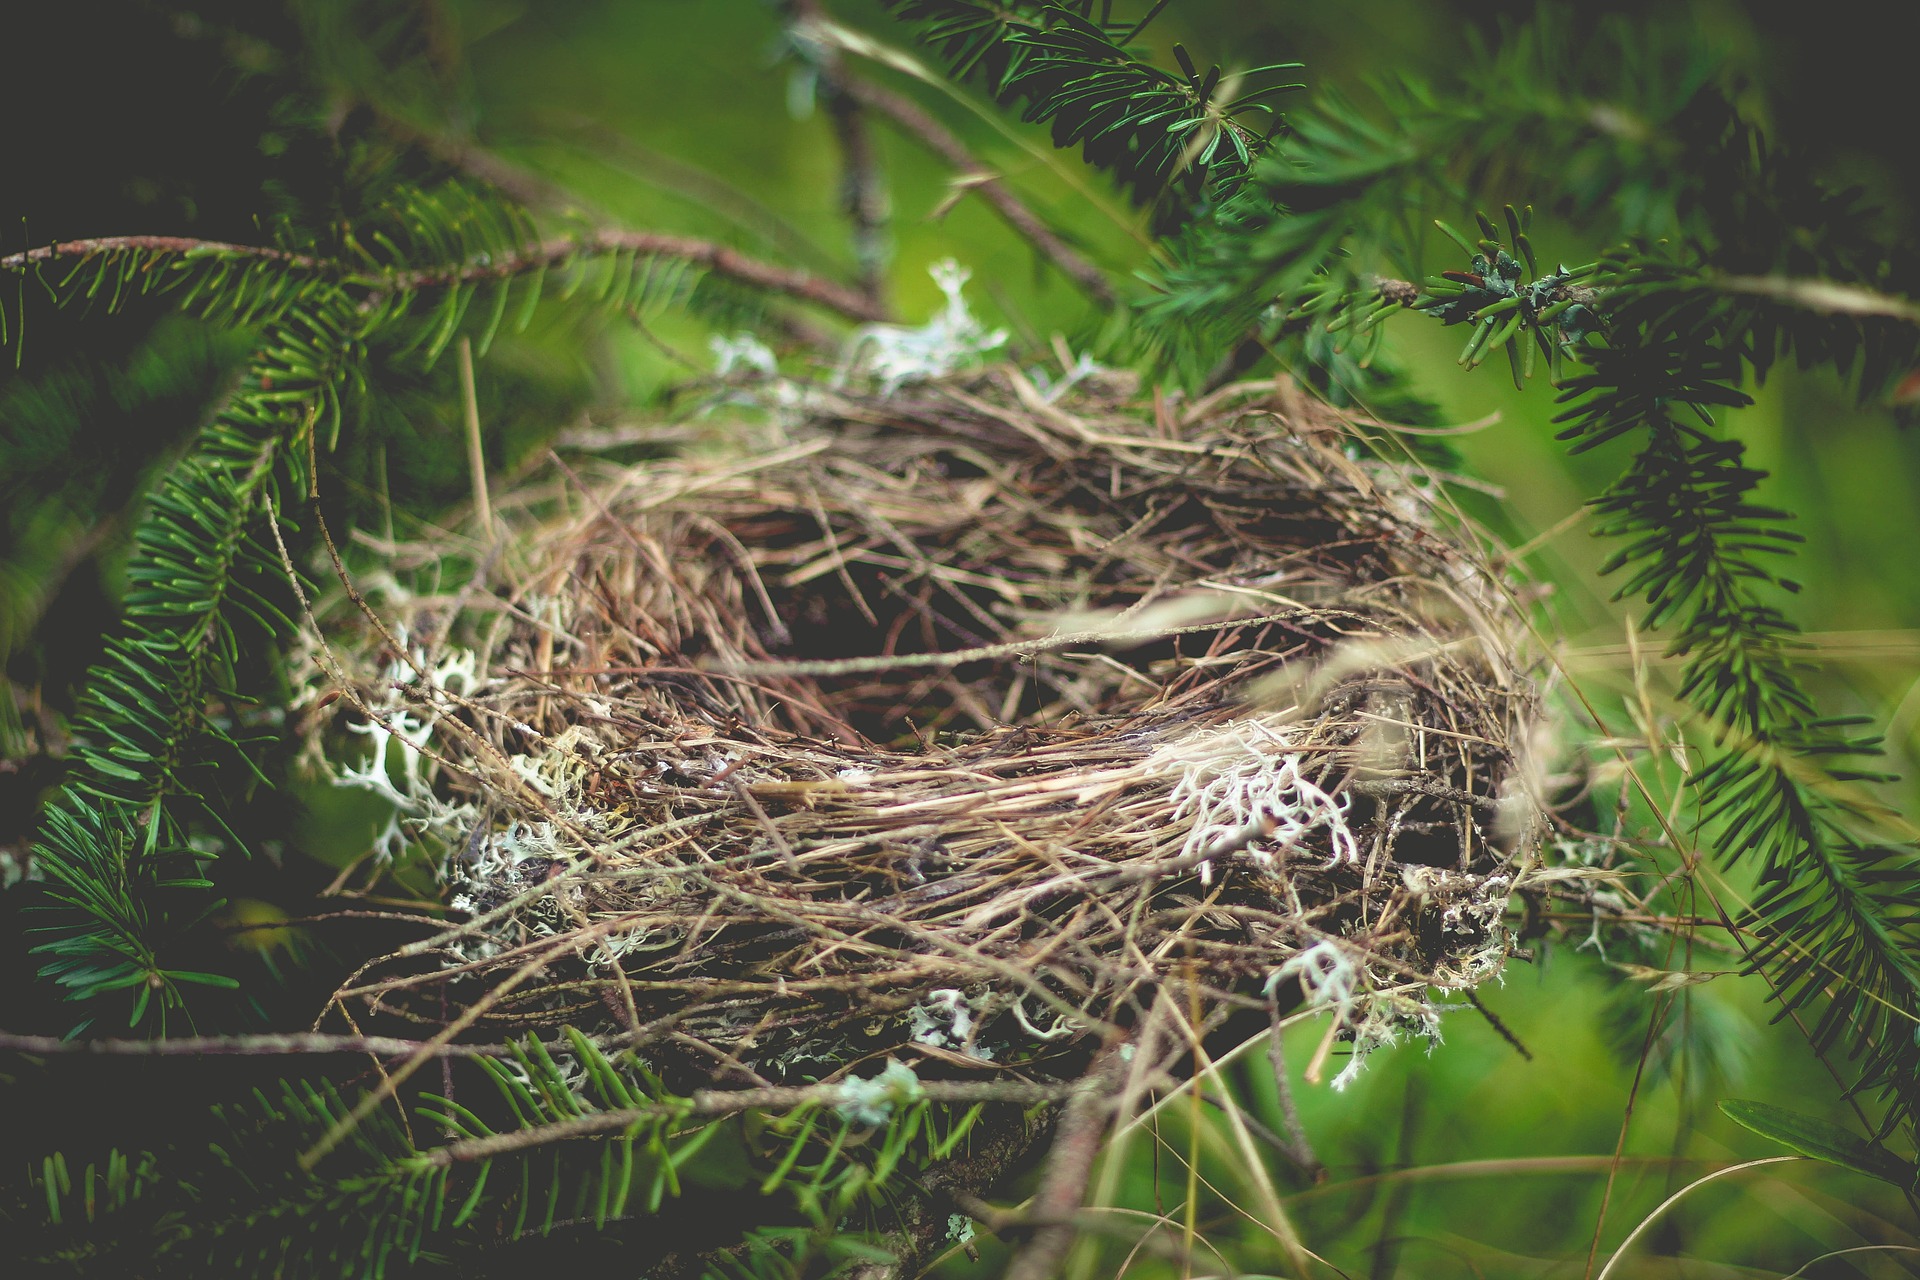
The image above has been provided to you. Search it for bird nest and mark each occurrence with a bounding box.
[305,366,1545,1092]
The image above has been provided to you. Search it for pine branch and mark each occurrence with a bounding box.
[30,290,365,1026]
[5,1032,1034,1279]
[4,228,890,327]
[0,236,330,274]
[1412,222,1920,1138]
[382,229,889,321]
[877,0,1299,231]
[1559,339,1920,1132]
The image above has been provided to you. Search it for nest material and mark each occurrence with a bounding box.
[317,368,1543,1088]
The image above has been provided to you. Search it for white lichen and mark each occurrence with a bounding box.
[330,632,480,864]
[1153,715,1358,882]
[907,988,993,1059]
[839,260,1006,393]
[834,1059,924,1127]
[710,332,779,378]
[0,845,37,890]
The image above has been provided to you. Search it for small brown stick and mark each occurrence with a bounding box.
[1265,1021,1325,1182]
[731,777,801,871]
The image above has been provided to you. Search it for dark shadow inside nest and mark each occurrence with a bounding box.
[669,500,1502,882]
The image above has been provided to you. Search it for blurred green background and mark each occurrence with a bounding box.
[5,0,1920,1274]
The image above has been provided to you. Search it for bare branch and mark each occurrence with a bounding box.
[790,0,892,309]
[0,1031,520,1058]
[1002,1045,1129,1280]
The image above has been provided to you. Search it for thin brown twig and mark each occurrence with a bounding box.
[0,235,325,273]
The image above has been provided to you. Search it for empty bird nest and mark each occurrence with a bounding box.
[301,363,1549,1093]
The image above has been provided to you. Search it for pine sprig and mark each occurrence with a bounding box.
[29,289,365,1028]
[878,1,1298,230]
[1553,292,1920,1132]
[3,1031,1009,1278]
[1135,11,1920,387]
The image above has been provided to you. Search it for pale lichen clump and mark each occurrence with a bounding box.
[326,630,480,865]
[1153,714,1359,882]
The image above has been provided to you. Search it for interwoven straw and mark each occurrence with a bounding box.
[308,367,1544,1091]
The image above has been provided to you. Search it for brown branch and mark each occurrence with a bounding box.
[837,74,1117,307]
[0,1031,521,1058]
[389,229,890,321]
[0,235,327,274]
[791,0,891,309]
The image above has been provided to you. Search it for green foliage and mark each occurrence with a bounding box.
[8,1075,442,1277]
[1721,1098,1918,1187]
[29,289,364,1029]
[1434,221,1920,1137]
[13,0,1920,1270]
